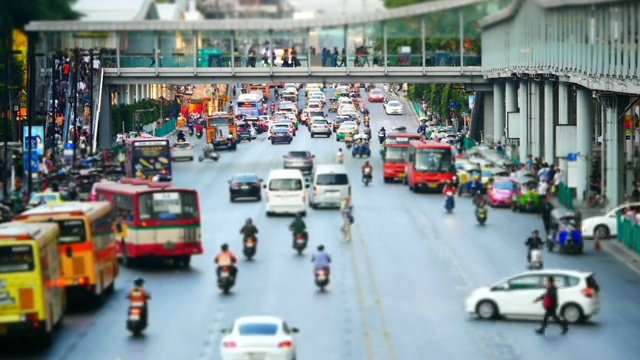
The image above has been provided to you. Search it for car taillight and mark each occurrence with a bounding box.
[302,192,307,201]
[253,182,260,186]
[231,182,241,189]
[266,192,270,202]
[161,169,168,174]
[25,312,39,323]
[582,287,595,298]
[313,186,317,196]
[278,341,293,349]
[223,341,237,348]
[189,146,193,150]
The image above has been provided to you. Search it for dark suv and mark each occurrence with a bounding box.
[283,151,315,174]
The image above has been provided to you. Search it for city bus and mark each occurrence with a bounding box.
[236,93,265,117]
[94,179,202,267]
[16,202,118,302]
[382,133,422,182]
[124,135,172,181]
[0,222,64,345]
[206,112,238,150]
[406,140,456,192]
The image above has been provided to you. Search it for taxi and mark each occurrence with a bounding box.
[336,121,358,141]
[29,192,64,207]
[338,105,357,116]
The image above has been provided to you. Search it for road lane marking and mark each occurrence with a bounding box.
[347,231,375,360]
[353,223,397,360]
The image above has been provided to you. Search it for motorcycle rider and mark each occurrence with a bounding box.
[187,121,194,134]
[127,278,150,323]
[362,160,373,182]
[214,244,238,279]
[240,218,259,243]
[474,192,488,217]
[289,212,307,247]
[525,230,545,263]
[177,130,186,142]
[195,122,204,136]
[363,126,372,140]
[337,148,344,163]
[311,245,331,275]
[378,127,386,143]
[442,180,456,195]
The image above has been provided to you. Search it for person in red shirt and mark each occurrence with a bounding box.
[215,244,238,279]
[442,180,456,195]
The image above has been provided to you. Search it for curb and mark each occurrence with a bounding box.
[600,240,640,276]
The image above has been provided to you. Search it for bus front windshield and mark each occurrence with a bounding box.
[414,149,454,172]
[384,147,408,163]
[0,244,35,273]
[139,192,199,221]
[57,219,88,244]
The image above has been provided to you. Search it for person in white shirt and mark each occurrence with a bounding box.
[538,180,549,197]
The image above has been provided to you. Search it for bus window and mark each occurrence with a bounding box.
[56,219,88,244]
[0,244,35,273]
[138,192,199,220]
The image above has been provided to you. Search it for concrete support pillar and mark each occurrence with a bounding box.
[135,84,141,102]
[530,82,541,159]
[126,85,132,104]
[558,83,570,182]
[505,80,518,113]
[493,82,505,144]
[576,87,593,201]
[604,96,624,207]
[519,80,529,162]
[544,81,554,164]
[483,91,494,143]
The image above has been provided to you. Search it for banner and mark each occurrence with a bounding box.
[22,125,44,156]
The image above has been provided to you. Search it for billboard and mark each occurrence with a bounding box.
[23,125,44,156]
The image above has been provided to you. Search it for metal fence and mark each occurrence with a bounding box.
[617,214,640,257]
[557,182,574,209]
[154,119,176,138]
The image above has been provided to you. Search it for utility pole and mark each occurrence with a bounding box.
[71,48,80,167]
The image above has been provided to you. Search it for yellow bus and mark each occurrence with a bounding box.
[0,222,64,345]
[16,202,118,303]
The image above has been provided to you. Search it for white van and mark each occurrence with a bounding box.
[264,169,309,216]
[309,164,350,209]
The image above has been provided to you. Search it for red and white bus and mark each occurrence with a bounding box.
[406,140,455,191]
[382,133,422,182]
[93,179,202,267]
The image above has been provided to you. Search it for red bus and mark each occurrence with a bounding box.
[93,179,202,267]
[382,133,422,182]
[406,140,455,191]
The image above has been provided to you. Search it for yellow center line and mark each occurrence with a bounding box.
[347,232,374,360]
[355,223,397,360]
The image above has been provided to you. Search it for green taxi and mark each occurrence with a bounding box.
[336,123,358,141]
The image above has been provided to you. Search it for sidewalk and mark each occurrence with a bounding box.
[549,196,640,275]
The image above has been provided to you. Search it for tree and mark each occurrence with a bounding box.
[1,0,79,140]
[384,0,479,120]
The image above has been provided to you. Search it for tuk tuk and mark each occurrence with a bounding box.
[484,167,510,186]
[458,163,483,196]
[352,134,371,158]
[329,99,339,112]
[548,209,583,254]
[511,177,540,212]
[335,91,349,99]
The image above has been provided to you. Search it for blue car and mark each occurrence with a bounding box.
[271,128,292,144]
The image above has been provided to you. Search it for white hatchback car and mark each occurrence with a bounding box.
[581,203,640,238]
[465,269,601,324]
[384,100,404,115]
[220,316,299,360]
[171,142,194,161]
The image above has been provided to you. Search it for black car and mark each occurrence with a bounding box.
[229,173,263,202]
[236,121,253,141]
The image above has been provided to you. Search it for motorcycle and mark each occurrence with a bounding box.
[528,249,544,270]
[126,296,150,336]
[198,146,220,162]
[243,237,257,260]
[293,232,308,255]
[444,190,455,213]
[314,268,330,291]
[476,206,488,225]
[362,168,372,186]
[217,266,236,294]
[188,128,194,137]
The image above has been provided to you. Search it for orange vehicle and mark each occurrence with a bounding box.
[382,133,422,182]
[248,84,268,98]
[206,112,238,150]
[406,140,456,192]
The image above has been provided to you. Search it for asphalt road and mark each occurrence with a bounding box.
[4,87,640,360]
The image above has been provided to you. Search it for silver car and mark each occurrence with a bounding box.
[171,142,194,161]
[310,118,332,137]
[283,150,315,174]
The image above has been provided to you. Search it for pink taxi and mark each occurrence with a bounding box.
[488,177,516,207]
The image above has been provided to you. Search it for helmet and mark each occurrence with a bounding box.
[245,218,253,225]
[133,278,144,287]
[532,230,539,235]
[221,243,229,251]
[338,148,342,152]
[364,160,370,166]
[317,245,325,251]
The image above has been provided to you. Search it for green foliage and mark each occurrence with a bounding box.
[406,83,469,120]
[384,0,431,8]
[111,99,167,134]
[0,0,80,33]
[0,55,26,141]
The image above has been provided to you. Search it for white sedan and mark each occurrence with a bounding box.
[581,204,640,238]
[465,269,601,324]
[384,100,404,115]
[171,142,194,161]
[220,316,299,360]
